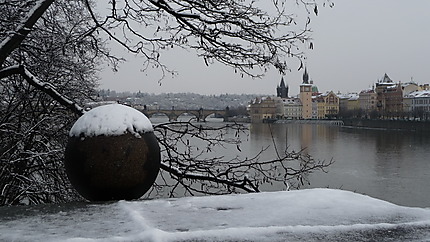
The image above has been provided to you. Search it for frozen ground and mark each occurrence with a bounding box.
[1,188,430,241]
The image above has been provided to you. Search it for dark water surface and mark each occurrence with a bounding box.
[247,123,430,208]
[151,117,430,207]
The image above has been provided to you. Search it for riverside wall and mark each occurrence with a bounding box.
[275,119,344,125]
[342,119,430,132]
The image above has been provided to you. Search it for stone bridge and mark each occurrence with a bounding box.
[140,108,229,122]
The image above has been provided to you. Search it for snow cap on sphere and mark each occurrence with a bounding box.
[69,104,153,137]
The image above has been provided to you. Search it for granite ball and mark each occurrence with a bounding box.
[64,104,160,201]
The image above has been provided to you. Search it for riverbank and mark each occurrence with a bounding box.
[342,119,430,132]
[274,119,430,132]
[275,119,344,125]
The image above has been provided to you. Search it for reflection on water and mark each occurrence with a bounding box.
[249,123,430,207]
[149,118,430,207]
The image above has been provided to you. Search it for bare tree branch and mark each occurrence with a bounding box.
[0,0,54,66]
[148,121,334,198]
[0,65,85,116]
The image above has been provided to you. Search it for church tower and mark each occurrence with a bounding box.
[299,68,313,119]
[276,76,289,98]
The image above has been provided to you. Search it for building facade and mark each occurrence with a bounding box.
[359,89,377,113]
[248,96,279,123]
[248,72,430,122]
[299,68,313,119]
[314,91,340,119]
[281,98,302,119]
[404,90,430,119]
[374,73,404,114]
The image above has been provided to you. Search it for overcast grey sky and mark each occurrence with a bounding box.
[99,1,430,96]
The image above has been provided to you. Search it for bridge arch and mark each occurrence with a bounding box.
[202,112,226,122]
[141,108,228,122]
[177,112,200,122]
[143,111,176,121]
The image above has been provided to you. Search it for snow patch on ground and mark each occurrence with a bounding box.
[69,104,153,137]
[1,189,430,241]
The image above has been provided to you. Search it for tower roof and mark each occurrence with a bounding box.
[277,76,289,98]
[280,77,286,88]
[302,68,309,84]
[381,73,393,83]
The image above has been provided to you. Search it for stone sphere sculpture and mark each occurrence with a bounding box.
[65,104,160,201]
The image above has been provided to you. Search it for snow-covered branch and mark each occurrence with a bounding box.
[0,65,85,116]
[0,0,54,66]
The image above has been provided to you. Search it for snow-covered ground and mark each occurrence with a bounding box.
[1,189,430,241]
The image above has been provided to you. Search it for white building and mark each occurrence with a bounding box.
[281,97,302,119]
[404,90,430,116]
[359,89,377,112]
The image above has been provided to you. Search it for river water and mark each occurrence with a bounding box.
[152,116,430,208]
[247,122,430,208]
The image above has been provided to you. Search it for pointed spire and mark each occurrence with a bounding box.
[302,67,309,84]
[277,75,288,98]
[382,73,393,83]
[280,76,286,88]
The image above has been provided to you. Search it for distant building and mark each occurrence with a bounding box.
[249,72,430,122]
[347,94,360,110]
[402,82,421,96]
[311,81,320,96]
[385,83,404,114]
[339,93,356,112]
[248,96,279,123]
[299,68,313,119]
[312,99,318,119]
[276,77,289,98]
[281,98,302,119]
[314,91,340,119]
[374,73,402,114]
[404,90,430,119]
[359,88,377,113]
